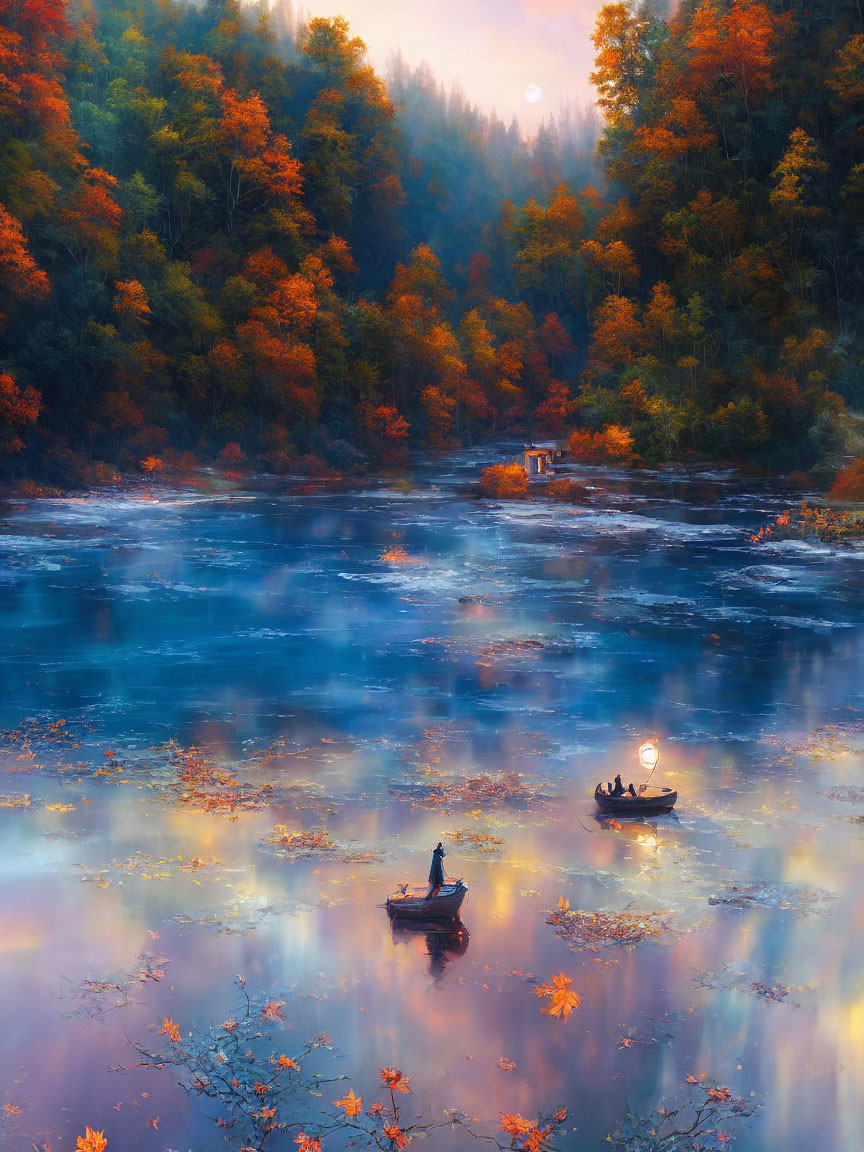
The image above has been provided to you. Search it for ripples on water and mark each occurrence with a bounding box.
[1,451,863,1151]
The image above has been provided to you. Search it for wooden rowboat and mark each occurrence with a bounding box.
[385,880,467,921]
[594,783,677,815]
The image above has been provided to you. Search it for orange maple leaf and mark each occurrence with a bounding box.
[500,1114,534,1138]
[685,1074,699,1084]
[157,1017,181,1042]
[380,1068,412,1094]
[708,1086,732,1103]
[333,1089,363,1117]
[553,1107,567,1123]
[273,1054,298,1070]
[534,972,582,1019]
[498,1057,517,1071]
[382,1122,411,1149]
[294,1134,322,1152]
[145,1117,159,1130]
[2,1104,22,1117]
[261,1000,285,1022]
[75,1129,107,1152]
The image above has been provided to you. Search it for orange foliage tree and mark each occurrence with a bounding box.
[829,459,864,502]
[478,462,529,499]
[568,424,635,464]
[0,370,40,457]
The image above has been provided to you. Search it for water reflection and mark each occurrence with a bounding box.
[0,460,863,1152]
[390,918,470,983]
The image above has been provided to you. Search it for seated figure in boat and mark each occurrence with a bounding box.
[610,774,626,797]
[427,841,446,897]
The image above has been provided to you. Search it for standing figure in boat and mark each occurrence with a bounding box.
[428,841,446,896]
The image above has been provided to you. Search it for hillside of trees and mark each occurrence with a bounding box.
[1,0,863,486]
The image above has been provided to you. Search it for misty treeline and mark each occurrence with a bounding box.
[0,0,862,485]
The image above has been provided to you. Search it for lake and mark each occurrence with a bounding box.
[1,449,863,1152]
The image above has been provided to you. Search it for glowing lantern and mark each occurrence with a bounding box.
[638,740,659,771]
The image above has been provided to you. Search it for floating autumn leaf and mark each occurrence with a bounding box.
[685,1074,700,1084]
[382,1122,411,1149]
[534,972,582,1019]
[273,1054,298,1070]
[333,1089,362,1116]
[294,1134,322,1152]
[222,1019,239,1032]
[708,1086,732,1103]
[253,1082,271,1096]
[261,1000,285,1022]
[500,1113,534,1139]
[553,1107,567,1123]
[75,1129,107,1152]
[498,1057,517,1071]
[157,1017,181,1042]
[145,1117,159,1129]
[380,1068,412,1094]
[2,1104,22,1116]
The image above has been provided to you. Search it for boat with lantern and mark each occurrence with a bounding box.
[594,740,678,815]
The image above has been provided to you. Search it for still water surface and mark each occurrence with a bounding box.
[1,451,863,1151]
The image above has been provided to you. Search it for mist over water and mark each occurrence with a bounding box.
[1,451,863,1151]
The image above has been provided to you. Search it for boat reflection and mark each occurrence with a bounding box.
[390,917,470,982]
[594,813,668,851]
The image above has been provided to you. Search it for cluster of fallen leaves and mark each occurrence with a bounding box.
[447,828,506,855]
[79,851,225,889]
[0,716,89,750]
[0,793,31,808]
[768,722,864,766]
[110,740,332,820]
[260,827,337,860]
[821,784,864,803]
[404,771,550,812]
[545,899,670,952]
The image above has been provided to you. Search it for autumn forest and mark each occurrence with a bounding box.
[2,0,864,484]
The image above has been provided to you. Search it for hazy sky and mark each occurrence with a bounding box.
[301,0,605,131]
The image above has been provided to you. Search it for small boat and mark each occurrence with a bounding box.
[594,783,677,815]
[385,879,467,921]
